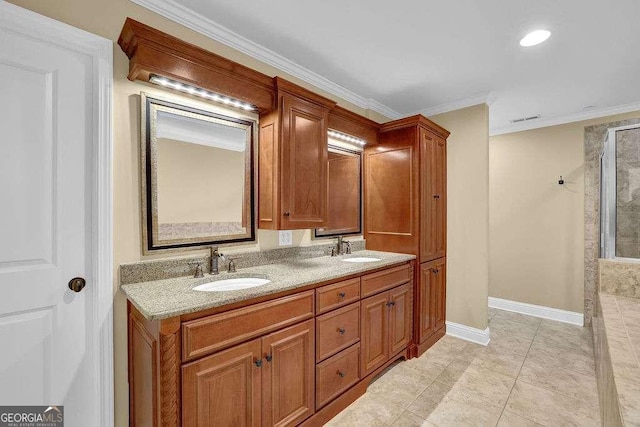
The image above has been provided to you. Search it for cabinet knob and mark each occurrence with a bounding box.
[431,268,439,274]
[386,301,396,307]
[433,194,440,199]
[337,327,346,335]
[337,370,346,378]
[265,354,272,362]
[284,211,290,216]
[338,292,346,299]
[254,359,263,368]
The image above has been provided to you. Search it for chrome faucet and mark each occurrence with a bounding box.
[210,246,225,275]
[344,241,352,255]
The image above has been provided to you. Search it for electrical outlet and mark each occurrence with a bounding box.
[278,230,293,246]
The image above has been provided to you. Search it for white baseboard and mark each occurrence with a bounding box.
[446,321,491,346]
[488,297,584,326]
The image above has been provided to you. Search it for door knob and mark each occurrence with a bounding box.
[68,277,86,293]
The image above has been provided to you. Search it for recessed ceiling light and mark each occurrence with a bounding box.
[520,30,551,47]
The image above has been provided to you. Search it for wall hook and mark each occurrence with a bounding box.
[558,176,564,185]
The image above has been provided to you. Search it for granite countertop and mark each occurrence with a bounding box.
[598,292,640,424]
[121,250,415,320]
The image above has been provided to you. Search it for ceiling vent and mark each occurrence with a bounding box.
[510,115,541,124]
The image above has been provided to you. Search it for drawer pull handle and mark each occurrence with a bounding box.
[338,292,346,298]
[254,359,263,368]
[386,301,396,307]
[265,354,273,362]
[337,327,346,335]
[337,370,346,378]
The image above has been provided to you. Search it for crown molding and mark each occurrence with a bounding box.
[366,98,402,120]
[490,100,640,136]
[129,0,402,120]
[416,92,492,118]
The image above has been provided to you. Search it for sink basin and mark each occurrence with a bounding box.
[341,257,382,263]
[193,277,271,292]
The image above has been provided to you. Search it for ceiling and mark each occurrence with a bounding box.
[138,0,640,134]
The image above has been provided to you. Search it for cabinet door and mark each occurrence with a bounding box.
[418,262,436,343]
[262,319,315,427]
[360,292,389,377]
[433,258,447,331]
[182,338,262,427]
[280,94,328,229]
[420,130,447,262]
[389,283,412,355]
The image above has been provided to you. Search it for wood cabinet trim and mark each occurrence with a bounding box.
[328,106,379,144]
[275,77,337,110]
[379,114,450,139]
[118,18,276,112]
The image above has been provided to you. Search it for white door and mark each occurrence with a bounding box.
[0,3,112,426]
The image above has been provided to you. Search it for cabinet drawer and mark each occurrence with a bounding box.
[316,278,360,314]
[182,290,314,361]
[361,263,411,297]
[316,302,360,362]
[316,343,360,409]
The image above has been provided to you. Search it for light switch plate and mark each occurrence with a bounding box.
[278,230,293,246]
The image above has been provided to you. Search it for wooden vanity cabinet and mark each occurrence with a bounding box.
[182,320,314,427]
[128,262,415,427]
[364,115,450,357]
[259,78,337,230]
[360,282,412,377]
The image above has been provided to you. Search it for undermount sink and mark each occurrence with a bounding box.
[341,257,382,263]
[193,277,271,292]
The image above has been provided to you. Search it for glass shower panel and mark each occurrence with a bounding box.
[615,128,640,258]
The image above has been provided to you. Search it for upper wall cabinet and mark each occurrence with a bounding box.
[259,78,336,230]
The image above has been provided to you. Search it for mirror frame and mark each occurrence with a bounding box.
[314,144,363,239]
[140,92,257,253]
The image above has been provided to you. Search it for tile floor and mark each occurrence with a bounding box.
[326,308,600,426]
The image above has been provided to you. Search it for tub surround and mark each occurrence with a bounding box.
[594,293,640,425]
[594,259,640,425]
[121,248,413,320]
[599,259,640,299]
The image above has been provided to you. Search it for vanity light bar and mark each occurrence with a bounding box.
[327,130,367,146]
[149,75,257,111]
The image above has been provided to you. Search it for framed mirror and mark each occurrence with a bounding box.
[141,93,256,252]
[314,145,362,238]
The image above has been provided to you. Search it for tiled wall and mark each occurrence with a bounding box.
[616,127,640,258]
[584,118,640,325]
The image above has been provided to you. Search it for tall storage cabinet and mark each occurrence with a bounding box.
[364,115,449,356]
